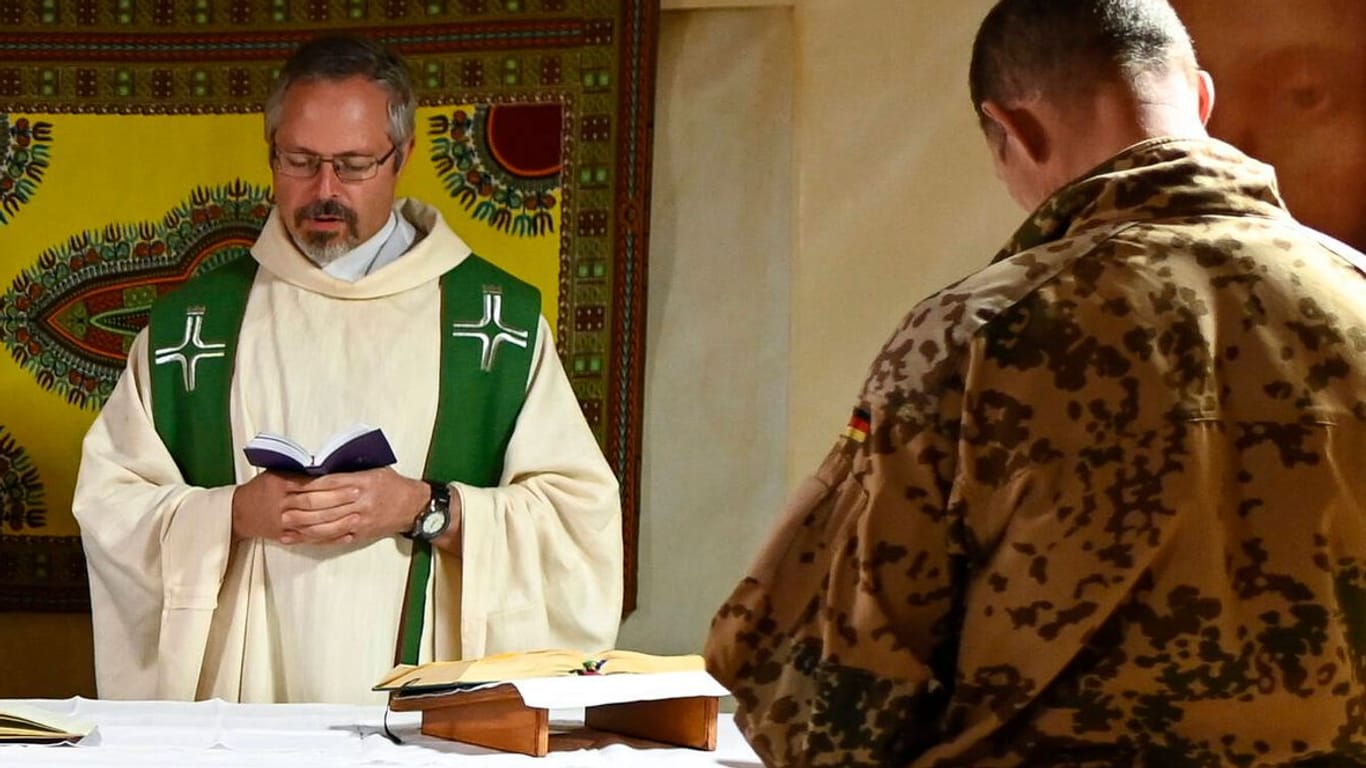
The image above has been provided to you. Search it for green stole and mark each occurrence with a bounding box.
[147,252,540,666]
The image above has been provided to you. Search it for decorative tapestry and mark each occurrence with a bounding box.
[0,0,657,613]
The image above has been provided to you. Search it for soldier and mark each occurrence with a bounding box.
[705,0,1366,765]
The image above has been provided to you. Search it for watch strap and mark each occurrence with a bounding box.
[403,480,451,541]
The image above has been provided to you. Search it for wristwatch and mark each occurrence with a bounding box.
[404,481,451,542]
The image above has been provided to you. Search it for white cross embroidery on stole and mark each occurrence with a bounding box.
[152,307,227,392]
[450,286,530,372]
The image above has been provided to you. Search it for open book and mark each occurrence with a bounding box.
[243,423,396,476]
[0,703,94,743]
[378,649,727,756]
[374,649,706,697]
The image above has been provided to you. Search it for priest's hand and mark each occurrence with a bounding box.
[276,467,434,546]
[230,470,321,542]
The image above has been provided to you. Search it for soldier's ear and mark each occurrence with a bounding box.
[1196,69,1215,126]
[981,100,1049,166]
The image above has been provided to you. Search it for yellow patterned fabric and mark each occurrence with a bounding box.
[0,3,657,611]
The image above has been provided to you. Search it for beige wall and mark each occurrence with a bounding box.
[618,5,796,654]
[788,0,1015,479]
[621,0,1016,652]
[2,1,1018,694]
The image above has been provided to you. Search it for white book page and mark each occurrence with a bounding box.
[314,423,378,461]
[243,433,312,465]
[510,671,729,709]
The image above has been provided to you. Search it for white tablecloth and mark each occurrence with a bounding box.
[0,697,763,767]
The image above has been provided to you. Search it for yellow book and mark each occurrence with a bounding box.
[374,648,705,696]
[0,703,93,743]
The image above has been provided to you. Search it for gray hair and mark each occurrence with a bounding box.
[969,0,1196,137]
[263,35,416,166]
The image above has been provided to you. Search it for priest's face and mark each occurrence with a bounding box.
[270,75,412,265]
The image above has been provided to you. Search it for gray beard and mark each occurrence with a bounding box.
[295,232,356,267]
[291,198,361,266]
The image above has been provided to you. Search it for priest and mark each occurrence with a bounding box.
[73,34,623,704]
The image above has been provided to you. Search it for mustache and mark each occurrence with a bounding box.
[294,199,358,228]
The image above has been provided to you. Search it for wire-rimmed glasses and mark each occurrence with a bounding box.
[271,144,398,182]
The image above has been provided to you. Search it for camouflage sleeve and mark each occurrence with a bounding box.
[704,319,967,767]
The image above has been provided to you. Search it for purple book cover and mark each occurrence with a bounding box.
[243,426,397,476]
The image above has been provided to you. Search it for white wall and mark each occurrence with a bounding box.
[621,0,1019,653]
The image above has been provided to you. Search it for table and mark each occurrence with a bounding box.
[0,697,763,767]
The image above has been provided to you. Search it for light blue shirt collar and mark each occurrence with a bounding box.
[320,211,418,282]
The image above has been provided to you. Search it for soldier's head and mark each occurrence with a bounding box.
[969,0,1213,210]
[263,35,417,266]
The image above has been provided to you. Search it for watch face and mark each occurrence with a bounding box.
[420,509,449,538]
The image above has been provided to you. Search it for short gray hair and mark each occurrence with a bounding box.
[263,35,416,164]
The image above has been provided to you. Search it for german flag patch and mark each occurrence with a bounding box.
[843,407,871,443]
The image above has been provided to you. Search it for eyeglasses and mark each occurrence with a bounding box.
[271,144,398,182]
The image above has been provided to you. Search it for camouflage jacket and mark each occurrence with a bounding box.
[705,138,1366,767]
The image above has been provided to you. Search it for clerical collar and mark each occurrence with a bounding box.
[309,211,418,283]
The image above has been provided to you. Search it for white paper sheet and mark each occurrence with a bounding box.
[510,671,730,709]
